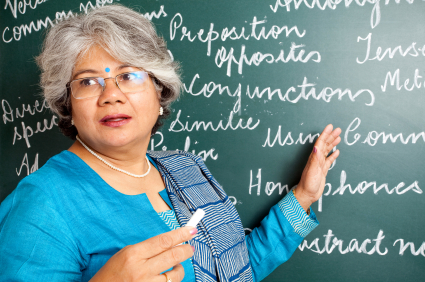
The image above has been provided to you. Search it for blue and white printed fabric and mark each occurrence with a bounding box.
[149,150,253,282]
[278,191,318,237]
[158,210,181,231]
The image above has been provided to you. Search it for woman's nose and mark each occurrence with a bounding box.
[97,77,128,106]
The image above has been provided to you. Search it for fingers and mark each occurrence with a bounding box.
[148,244,194,275]
[330,136,341,149]
[324,149,340,171]
[325,128,342,151]
[315,124,342,155]
[308,125,341,173]
[132,227,197,259]
[92,228,195,281]
[314,124,333,154]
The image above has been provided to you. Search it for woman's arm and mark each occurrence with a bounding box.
[245,191,319,281]
[0,183,83,281]
[245,124,341,281]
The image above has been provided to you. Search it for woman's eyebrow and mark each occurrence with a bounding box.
[117,64,137,70]
[72,69,99,80]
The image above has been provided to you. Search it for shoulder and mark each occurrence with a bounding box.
[22,150,79,182]
[1,151,84,214]
[0,152,84,280]
[14,151,80,194]
[0,151,76,231]
[0,150,98,247]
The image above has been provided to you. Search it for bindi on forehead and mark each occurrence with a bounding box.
[105,67,111,73]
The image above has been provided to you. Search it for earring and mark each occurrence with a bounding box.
[71,119,74,125]
[159,107,163,116]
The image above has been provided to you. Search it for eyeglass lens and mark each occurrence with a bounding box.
[70,71,149,99]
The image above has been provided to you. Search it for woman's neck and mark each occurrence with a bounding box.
[68,138,150,177]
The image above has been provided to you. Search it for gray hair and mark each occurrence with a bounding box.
[36,4,181,139]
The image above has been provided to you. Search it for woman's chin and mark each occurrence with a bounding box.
[101,134,149,150]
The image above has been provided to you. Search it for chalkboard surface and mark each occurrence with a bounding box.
[1,0,425,281]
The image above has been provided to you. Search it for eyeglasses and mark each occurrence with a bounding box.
[66,70,152,99]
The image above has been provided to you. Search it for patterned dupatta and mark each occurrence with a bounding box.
[148,151,254,282]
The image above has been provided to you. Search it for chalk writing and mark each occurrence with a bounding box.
[393,239,425,256]
[150,132,218,162]
[2,1,166,43]
[4,0,48,19]
[299,229,388,255]
[2,0,80,43]
[184,74,376,113]
[246,77,374,105]
[3,15,56,43]
[301,230,425,256]
[16,152,38,176]
[345,117,425,146]
[184,74,242,113]
[80,0,167,19]
[183,136,218,161]
[169,109,260,132]
[142,5,167,20]
[249,168,261,195]
[269,0,416,29]
[263,126,320,147]
[170,13,306,56]
[325,170,422,195]
[248,168,421,213]
[79,0,118,14]
[12,115,58,148]
[381,68,424,92]
[249,168,294,196]
[215,43,320,76]
[150,131,165,151]
[356,33,424,64]
[228,196,243,206]
[2,99,49,124]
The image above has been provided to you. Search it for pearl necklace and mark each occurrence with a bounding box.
[76,135,151,178]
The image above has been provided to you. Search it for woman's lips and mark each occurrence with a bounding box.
[100,114,132,127]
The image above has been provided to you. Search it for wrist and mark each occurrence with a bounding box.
[292,187,312,214]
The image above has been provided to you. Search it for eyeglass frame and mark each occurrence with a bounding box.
[65,69,156,100]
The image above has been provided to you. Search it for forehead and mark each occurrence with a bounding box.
[71,46,140,80]
[73,46,122,72]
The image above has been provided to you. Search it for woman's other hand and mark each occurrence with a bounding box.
[90,226,197,282]
[294,124,342,212]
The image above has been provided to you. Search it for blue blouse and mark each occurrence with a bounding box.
[0,151,318,281]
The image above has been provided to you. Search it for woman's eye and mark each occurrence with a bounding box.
[80,78,97,87]
[121,73,136,81]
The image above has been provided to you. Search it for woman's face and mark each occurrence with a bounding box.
[70,46,160,152]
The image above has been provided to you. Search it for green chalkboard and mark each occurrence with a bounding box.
[1,0,425,281]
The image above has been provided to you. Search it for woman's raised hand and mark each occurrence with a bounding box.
[90,226,197,282]
[294,124,342,212]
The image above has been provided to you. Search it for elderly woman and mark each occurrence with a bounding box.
[0,4,341,282]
